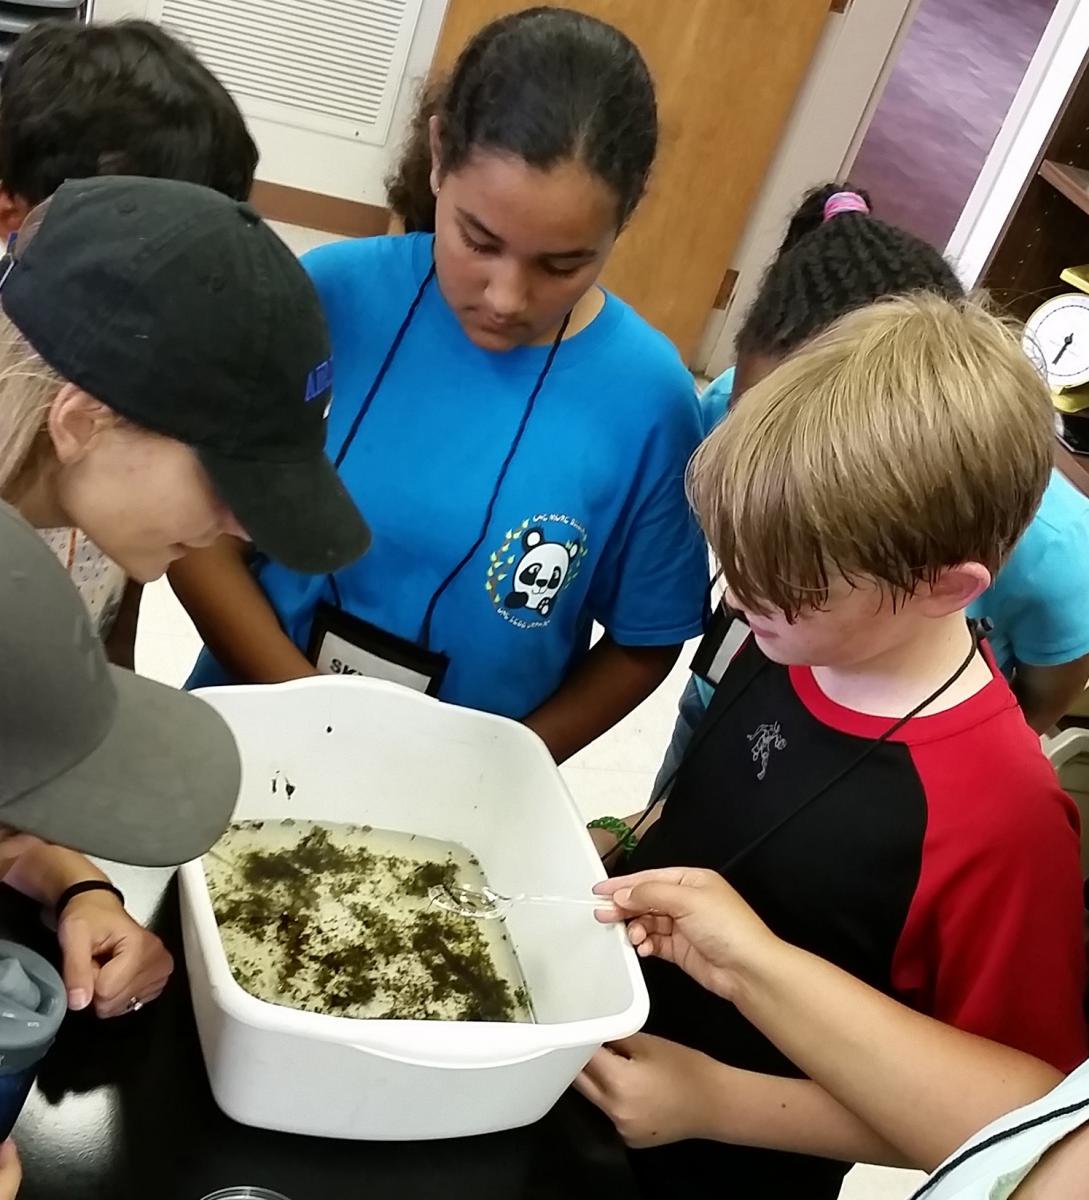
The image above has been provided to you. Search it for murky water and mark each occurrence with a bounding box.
[205,819,533,1023]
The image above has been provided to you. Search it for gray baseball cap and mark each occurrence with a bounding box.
[0,502,241,866]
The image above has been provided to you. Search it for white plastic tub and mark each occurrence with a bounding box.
[179,676,648,1141]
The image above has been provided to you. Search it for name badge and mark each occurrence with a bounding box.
[307,602,448,697]
[690,606,749,687]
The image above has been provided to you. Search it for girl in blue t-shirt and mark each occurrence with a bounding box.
[173,8,708,761]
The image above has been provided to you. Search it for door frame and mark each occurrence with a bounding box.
[700,0,921,377]
[945,0,1089,286]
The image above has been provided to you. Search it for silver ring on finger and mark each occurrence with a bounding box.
[126,996,144,1014]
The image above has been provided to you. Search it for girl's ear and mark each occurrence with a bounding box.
[47,385,115,465]
[428,115,444,197]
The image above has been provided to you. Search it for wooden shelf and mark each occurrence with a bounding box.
[1039,160,1089,218]
[984,56,1089,320]
[1057,439,1089,498]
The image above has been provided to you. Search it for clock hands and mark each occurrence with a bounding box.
[1053,332,1075,366]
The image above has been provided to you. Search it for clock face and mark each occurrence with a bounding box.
[1023,294,1089,389]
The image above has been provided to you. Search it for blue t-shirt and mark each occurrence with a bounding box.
[968,469,1089,675]
[189,234,708,718]
[699,365,734,436]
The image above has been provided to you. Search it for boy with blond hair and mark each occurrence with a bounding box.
[578,294,1088,1197]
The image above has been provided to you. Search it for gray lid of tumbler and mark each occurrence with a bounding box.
[0,941,66,1072]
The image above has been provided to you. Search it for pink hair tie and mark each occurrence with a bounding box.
[823,191,870,222]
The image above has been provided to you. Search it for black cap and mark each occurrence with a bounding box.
[1,176,369,574]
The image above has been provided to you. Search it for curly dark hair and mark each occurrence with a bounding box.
[0,19,258,205]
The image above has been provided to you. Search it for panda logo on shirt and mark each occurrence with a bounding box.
[504,528,580,619]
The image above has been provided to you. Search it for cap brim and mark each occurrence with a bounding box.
[0,668,240,867]
[199,447,371,574]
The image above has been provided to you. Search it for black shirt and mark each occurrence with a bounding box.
[625,636,1086,1197]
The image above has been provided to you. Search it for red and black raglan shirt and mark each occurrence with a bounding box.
[626,636,1087,1198]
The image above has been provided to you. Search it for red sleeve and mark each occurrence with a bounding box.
[892,717,1088,1072]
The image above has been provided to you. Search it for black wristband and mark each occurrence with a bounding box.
[55,880,125,921]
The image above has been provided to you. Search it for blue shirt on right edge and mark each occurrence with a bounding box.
[969,468,1089,677]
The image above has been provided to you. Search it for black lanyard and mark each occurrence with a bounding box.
[331,261,438,475]
[326,251,571,650]
[609,619,989,873]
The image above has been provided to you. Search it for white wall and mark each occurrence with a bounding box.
[92,0,450,207]
[235,1,449,206]
[91,0,145,17]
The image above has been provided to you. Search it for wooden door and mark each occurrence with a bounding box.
[431,0,831,361]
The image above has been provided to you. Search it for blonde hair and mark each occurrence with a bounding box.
[689,292,1053,617]
[0,309,64,499]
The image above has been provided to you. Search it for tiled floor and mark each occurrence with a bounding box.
[135,578,925,1198]
[851,0,1057,248]
[266,220,343,256]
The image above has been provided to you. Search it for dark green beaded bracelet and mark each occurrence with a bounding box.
[587,815,638,853]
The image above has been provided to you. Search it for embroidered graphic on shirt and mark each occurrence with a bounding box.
[486,515,589,629]
[747,721,787,781]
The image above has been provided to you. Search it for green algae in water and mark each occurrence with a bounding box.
[205,820,534,1023]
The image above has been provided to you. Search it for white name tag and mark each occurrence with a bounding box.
[706,618,750,686]
[307,601,449,697]
[691,608,750,687]
[313,629,433,693]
